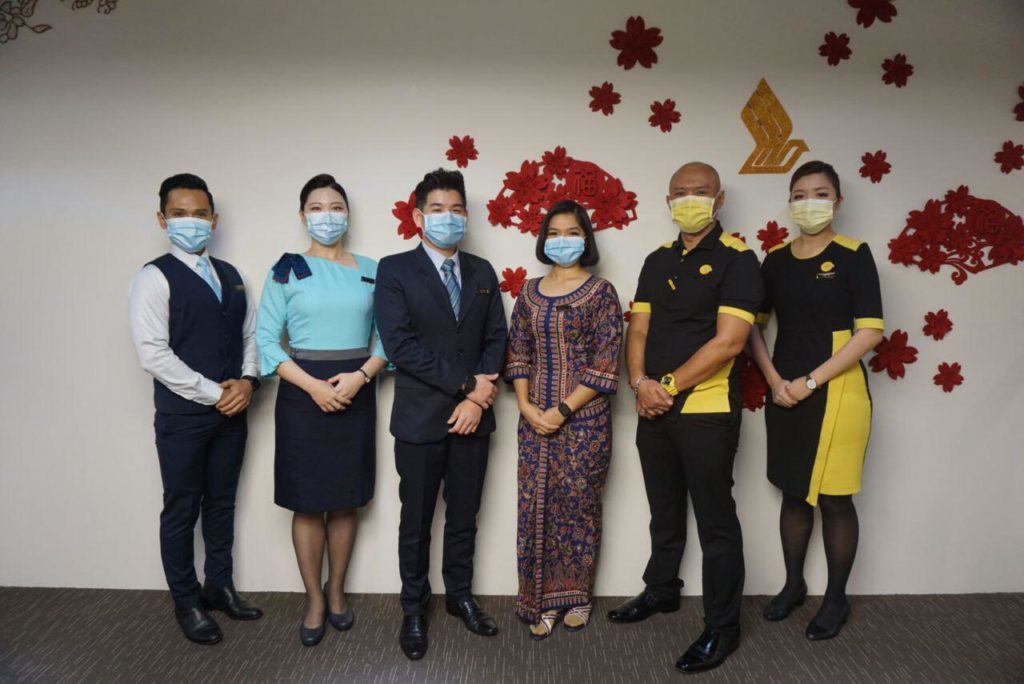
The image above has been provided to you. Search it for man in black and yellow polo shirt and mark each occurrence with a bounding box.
[607,162,763,674]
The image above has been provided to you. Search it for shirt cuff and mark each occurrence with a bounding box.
[503,362,531,383]
[631,301,651,314]
[718,306,755,325]
[198,378,224,405]
[581,368,619,394]
[854,317,885,331]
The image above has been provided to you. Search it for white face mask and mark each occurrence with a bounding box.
[789,199,834,235]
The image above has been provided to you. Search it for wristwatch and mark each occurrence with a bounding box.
[660,373,680,397]
[242,375,261,391]
[460,374,477,397]
[805,376,818,392]
[557,402,573,418]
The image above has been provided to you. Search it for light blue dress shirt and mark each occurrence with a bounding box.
[421,243,461,288]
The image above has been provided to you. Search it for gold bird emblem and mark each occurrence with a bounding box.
[739,79,809,174]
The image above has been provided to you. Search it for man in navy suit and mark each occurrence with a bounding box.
[374,168,508,660]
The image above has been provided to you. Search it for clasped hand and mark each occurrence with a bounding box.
[310,371,365,413]
[635,378,673,420]
[520,403,565,436]
[771,375,814,408]
[216,378,253,417]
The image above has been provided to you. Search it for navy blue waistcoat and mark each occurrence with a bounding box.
[148,254,247,415]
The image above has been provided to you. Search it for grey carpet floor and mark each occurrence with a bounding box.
[0,589,1021,683]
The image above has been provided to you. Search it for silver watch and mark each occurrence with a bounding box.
[805,376,818,391]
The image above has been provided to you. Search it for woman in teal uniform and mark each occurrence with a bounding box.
[256,174,387,646]
[748,161,884,640]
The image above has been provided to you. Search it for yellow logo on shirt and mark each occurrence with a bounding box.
[699,264,713,275]
[820,261,835,273]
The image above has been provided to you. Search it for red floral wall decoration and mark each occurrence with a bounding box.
[933,362,964,393]
[757,221,789,252]
[648,99,681,133]
[609,16,662,70]
[623,301,633,323]
[848,0,897,28]
[445,135,478,169]
[869,329,918,379]
[922,309,953,341]
[739,354,768,412]
[589,82,621,116]
[392,191,420,240]
[819,32,852,66]
[887,185,1024,284]
[994,140,1024,174]
[881,53,914,88]
[499,267,528,298]
[487,146,638,236]
[1015,84,1024,122]
[860,150,892,183]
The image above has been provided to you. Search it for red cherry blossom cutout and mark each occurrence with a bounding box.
[649,99,681,133]
[623,300,633,323]
[922,309,953,340]
[392,191,420,240]
[882,54,913,88]
[888,185,1024,284]
[849,0,897,28]
[445,135,478,169]
[819,32,852,66]
[730,232,748,244]
[1015,84,1024,122]
[933,362,963,393]
[757,221,789,253]
[488,147,639,236]
[994,140,1024,174]
[869,329,918,380]
[499,267,528,298]
[589,82,621,116]
[739,353,768,412]
[609,16,663,71]
[860,150,891,183]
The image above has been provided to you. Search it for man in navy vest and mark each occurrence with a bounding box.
[129,173,263,645]
[375,168,508,660]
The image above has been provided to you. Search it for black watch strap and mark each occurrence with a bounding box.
[242,375,261,391]
[557,402,572,418]
[460,374,477,397]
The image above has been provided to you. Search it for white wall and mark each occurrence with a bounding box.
[2,0,1022,598]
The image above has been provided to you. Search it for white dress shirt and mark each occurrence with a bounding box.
[128,244,258,405]
[421,241,462,288]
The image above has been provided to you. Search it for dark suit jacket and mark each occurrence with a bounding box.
[375,244,508,444]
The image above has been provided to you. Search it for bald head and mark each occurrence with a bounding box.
[668,162,721,196]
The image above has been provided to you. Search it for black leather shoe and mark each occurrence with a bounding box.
[806,602,850,641]
[175,606,223,645]
[675,628,739,674]
[606,590,680,623]
[200,584,263,621]
[445,596,499,636]
[324,584,354,631]
[299,620,326,647]
[399,615,428,660]
[763,581,807,621]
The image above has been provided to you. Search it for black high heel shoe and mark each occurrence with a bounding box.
[805,602,850,641]
[324,584,354,631]
[763,581,808,621]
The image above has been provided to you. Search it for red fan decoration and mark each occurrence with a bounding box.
[648,99,681,133]
[860,150,892,183]
[445,135,478,169]
[739,353,768,412]
[589,82,621,116]
[994,140,1024,174]
[922,309,953,340]
[849,0,897,28]
[933,362,963,393]
[392,191,420,240]
[869,329,918,380]
[819,32,852,66]
[487,146,639,236]
[1015,84,1024,122]
[609,16,663,70]
[887,185,1024,284]
[757,221,789,253]
[499,267,528,298]
[882,54,913,88]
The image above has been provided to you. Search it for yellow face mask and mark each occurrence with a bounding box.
[790,199,834,235]
[670,194,718,234]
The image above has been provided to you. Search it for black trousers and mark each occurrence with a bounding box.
[154,410,247,609]
[636,409,744,633]
[395,434,490,616]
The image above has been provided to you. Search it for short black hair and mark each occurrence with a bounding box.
[535,200,600,267]
[414,168,466,211]
[159,173,214,214]
[789,160,842,198]
[299,173,349,210]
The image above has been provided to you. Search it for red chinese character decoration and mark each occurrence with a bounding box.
[887,185,1024,285]
[499,267,528,299]
[487,146,638,237]
[869,329,918,380]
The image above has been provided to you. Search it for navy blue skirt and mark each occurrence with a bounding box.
[274,357,376,513]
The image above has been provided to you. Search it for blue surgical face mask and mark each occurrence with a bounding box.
[422,212,466,249]
[165,217,213,254]
[544,236,586,267]
[306,211,348,245]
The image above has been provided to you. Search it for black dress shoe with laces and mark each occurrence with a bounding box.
[445,595,498,636]
[675,628,739,674]
[399,615,429,660]
[606,590,680,623]
[763,581,807,621]
[806,602,850,641]
[200,584,263,621]
[175,606,223,645]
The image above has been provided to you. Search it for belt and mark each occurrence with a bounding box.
[291,347,369,361]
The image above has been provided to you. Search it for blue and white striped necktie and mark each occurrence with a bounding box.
[196,255,222,302]
[440,258,460,318]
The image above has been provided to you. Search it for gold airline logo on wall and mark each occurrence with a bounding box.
[817,261,837,279]
[739,79,809,174]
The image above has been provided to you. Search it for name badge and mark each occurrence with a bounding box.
[477,288,492,295]
[234,284,246,291]
[361,276,375,284]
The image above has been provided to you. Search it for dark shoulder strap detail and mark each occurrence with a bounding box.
[271,253,312,284]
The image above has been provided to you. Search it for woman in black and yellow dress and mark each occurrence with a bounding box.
[748,161,884,641]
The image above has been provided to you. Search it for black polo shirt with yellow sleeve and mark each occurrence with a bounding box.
[631,223,763,414]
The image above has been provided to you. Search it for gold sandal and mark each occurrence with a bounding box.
[529,610,562,641]
[563,603,592,632]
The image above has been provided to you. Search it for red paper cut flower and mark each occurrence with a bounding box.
[648,99,681,133]
[757,221,789,253]
[392,191,420,240]
[445,135,478,169]
[487,195,517,228]
[730,232,748,244]
[499,267,528,298]
[542,146,572,179]
[882,54,914,88]
[609,16,663,70]
[922,309,953,340]
[589,82,621,116]
[819,32,852,66]
[849,0,897,28]
[623,300,633,323]
[739,353,768,412]
[933,362,963,393]
[860,150,892,183]
[1015,84,1024,121]
[994,140,1024,174]
[869,329,919,379]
